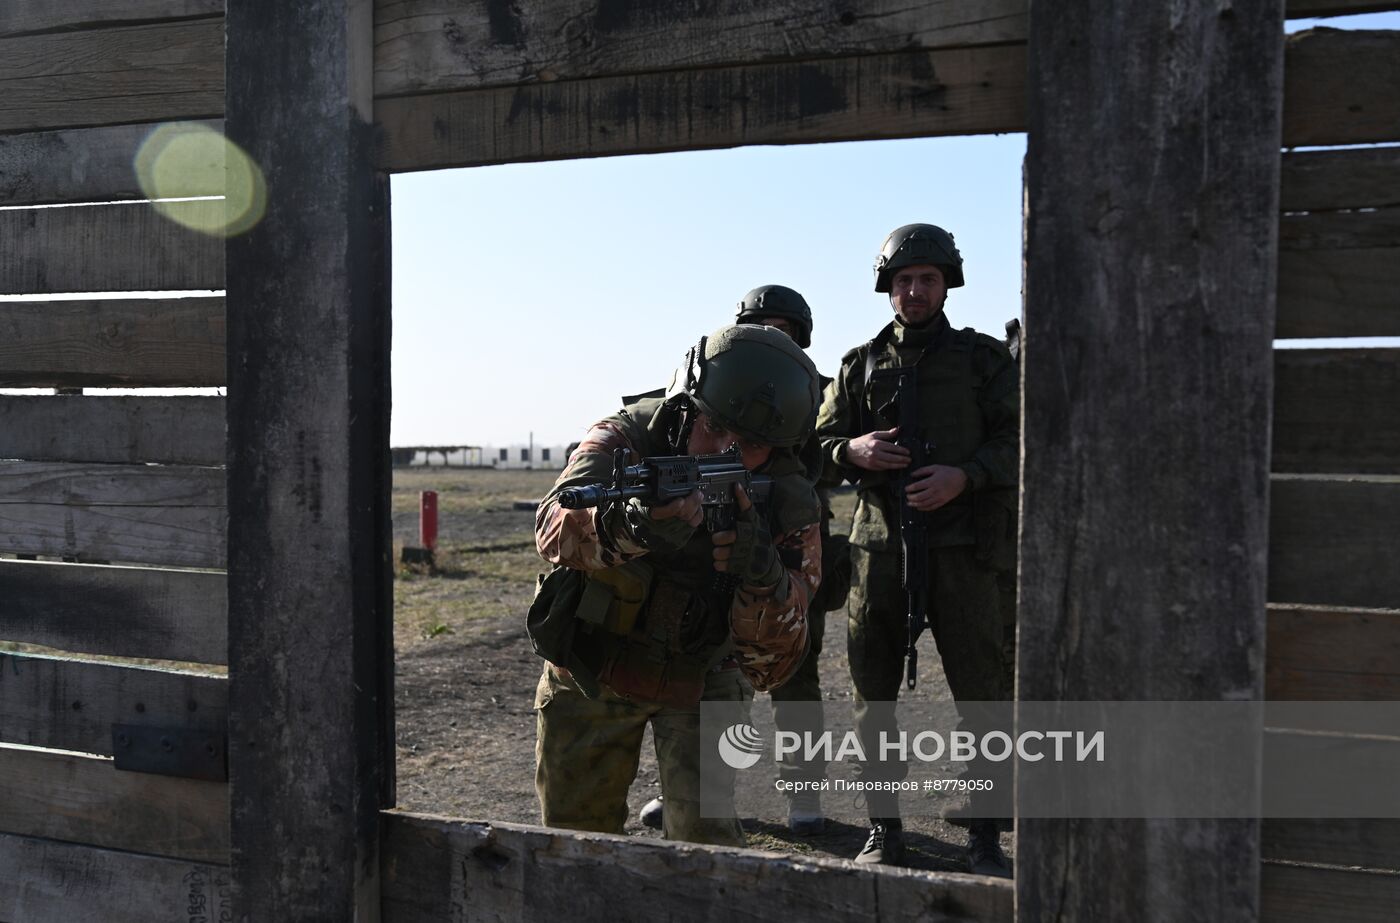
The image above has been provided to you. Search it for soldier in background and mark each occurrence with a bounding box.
[816,224,1018,874]
[639,285,849,836]
[530,324,823,846]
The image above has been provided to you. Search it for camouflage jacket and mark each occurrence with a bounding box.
[536,397,822,692]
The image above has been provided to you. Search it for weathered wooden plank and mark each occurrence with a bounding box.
[1262,862,1400,923]
[381,812,1013,923]
[1020,2,1280,921]
[1263,819,1400,871]
[0,744,228,863]
[0,1,222,38]
[0,462,225,568]
[0,203,224,295]
[0,120,224,207]
[377,44,1028,172]
[0,19,223,134]
[1277,247,1400,339]
[373,0,1029,97]
[0,298,225,387]
[1273,350,1400,474]
[226,0,391,916]
[1284,29,1400,147]
[0,833,229,923]
[1270,476,1400,610]
[0,560,226,664]
[0,652,226,757]
[1286,0,1400,15]
[1280,205,1400,251]
[1267,605,1400,700]
[0,396,224,466]
[1281,148,1400,213]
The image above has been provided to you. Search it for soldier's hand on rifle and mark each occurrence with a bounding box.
[846,428,911,471]
[711,483,785,592]
[623,490,703,551]
[905,465,969,512]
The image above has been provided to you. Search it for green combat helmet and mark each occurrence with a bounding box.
[735,284,813,348]
[666,324,820,448]
[874,223,965,292]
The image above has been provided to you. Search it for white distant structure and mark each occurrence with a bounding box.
[394,442,570,469]
[482,442,570,470]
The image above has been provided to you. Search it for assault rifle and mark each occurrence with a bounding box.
[870,365,933,690]
[557,445,770,533]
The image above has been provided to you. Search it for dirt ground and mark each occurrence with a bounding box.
[391,466,1014,875]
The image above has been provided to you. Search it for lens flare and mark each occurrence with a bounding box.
[135,122,267,237]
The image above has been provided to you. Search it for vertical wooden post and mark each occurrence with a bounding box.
[225,0,392,918]
[1020,2,1282,921]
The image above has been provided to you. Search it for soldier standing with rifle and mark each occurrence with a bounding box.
[530,323,824,846]
[816,224,1018,874]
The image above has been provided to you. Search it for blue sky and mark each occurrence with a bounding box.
[389,11,1399,448]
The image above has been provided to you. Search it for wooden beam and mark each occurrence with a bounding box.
[1262,863,1400,923]
[0,461,225,568]
[226,0,391,916]
[0,203,224,295]
[1285,0,1400,15]
[1277,247,1400,338]
[0,652,226,757]
[0,18,223,134]
[1283,29,1400,147]
[0,744,228,863]
[381,812,1013,923]
[372,0,1029,97]
[1280,148,1400,213]
[0,560,226,664]
[1263,819,1400,871]
[0,833,229,923]
[1273,350,1400,475]
[0,120,225,207]
[1267,604,1400,700]
[0,298,225,388]
[377,43,1028,172]
[1269,476,1400,610]
[0,1,221,38]
[0,396,224,465]
[1020,2,1280,921]
[1280,205,1400,251]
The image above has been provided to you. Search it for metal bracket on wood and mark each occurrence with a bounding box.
[111,724,228,782]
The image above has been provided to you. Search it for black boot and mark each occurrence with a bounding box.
[966,820,1011,877]
[855,819,905,866]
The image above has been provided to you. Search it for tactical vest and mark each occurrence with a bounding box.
[848,322,1007,552]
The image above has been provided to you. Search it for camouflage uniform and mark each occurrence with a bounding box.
[770,384,848,788]
[816,313,1018,818]
[534,396,822,846]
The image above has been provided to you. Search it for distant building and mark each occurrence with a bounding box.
[391,443,569,469]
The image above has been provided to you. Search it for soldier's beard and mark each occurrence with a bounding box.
[894,295,946,328]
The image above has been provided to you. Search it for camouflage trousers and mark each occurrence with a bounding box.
[847,543,1009,819]
[534,663,752,846]
[769,605,826,785]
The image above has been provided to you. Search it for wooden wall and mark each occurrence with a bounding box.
[1262,12,1400,923]
[1,0,1397,921]
[0,3,229,921]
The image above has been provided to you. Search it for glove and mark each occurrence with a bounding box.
[714,489,785,590]
[621,495,698,552]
